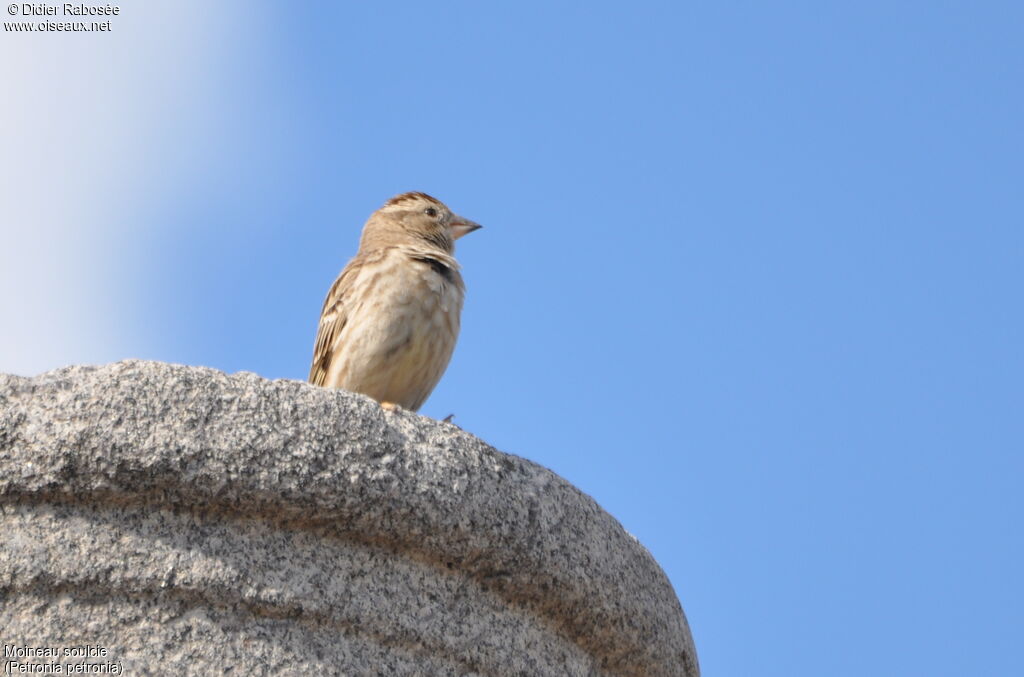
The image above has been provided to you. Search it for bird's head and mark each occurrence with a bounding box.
[360,192,482,254]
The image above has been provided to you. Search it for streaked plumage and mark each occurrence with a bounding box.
[309,192,481,411]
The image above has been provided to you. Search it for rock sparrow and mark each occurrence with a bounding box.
[308,192,481,411]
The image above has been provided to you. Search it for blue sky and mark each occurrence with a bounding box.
[3,2,1022,674]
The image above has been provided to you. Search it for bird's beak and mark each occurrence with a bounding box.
[449,215,482,240]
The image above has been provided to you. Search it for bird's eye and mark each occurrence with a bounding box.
[424,207,438,217]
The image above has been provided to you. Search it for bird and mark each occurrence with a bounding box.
[308,192,481,412]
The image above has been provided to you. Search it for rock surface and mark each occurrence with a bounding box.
[0,361,698,676]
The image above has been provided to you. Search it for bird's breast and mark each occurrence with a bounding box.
[326,250,464,409]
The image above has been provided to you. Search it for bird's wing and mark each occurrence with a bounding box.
[308,252,381,386]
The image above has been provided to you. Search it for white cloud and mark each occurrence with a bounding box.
[0,1,243,376]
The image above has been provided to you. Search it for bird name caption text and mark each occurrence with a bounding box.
[3,645,123,674]
[5,4,120,32]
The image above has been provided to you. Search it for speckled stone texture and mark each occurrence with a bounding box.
[0,361,698,676]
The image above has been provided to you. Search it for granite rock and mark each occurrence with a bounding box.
[0,361,698,676]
